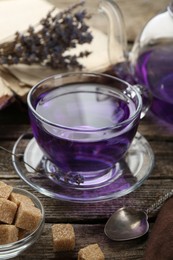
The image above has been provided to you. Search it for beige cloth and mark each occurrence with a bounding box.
[0,0,53,107]
[0,0,53,41]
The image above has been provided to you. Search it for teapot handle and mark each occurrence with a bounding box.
[99,0,128,64]
[134,84,152,118]
[99,1,151,119]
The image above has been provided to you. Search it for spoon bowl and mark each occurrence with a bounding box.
[104,189,173,241]
[104,207,149,241]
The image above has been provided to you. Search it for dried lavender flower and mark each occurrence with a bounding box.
[0,1,93,70]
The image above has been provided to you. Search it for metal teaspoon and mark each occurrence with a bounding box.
[104,189,173,241]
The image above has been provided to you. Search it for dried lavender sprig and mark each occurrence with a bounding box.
[0,1,93,69]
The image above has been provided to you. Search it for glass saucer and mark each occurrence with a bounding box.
[12,132,154,203]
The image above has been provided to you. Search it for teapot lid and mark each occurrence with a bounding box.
[138,2,173,47]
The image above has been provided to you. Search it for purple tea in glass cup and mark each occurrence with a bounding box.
[27,72,142,188]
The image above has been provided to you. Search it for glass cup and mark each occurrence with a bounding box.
[27,72,142,189]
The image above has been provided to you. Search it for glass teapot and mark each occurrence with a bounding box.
[129,1,173,124]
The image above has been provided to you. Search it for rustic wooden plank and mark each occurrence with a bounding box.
[0,136,171,260]
[0,177,170,224]
[139,112,173,141]
[0,100,172,260]
[0,102,28,123]
[12,223,146,260]
[0,124,30,140]
[34,178,173,222]
[0,1,172,258]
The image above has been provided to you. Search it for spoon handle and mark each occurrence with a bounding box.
[146,189,173,216]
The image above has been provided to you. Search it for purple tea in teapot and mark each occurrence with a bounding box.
[130,2,173,124]
[134,40,173,124]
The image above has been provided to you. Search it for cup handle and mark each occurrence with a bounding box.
[134,84,152,119]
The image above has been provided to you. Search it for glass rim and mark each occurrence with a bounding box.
[27,72,143,132]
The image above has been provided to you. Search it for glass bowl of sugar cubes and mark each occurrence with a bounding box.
[0,181,45,259]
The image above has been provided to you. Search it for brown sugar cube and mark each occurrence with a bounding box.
[0,198,17,224]
[9,192,34,207]
[51,224,75,252]
[78,243,105,260]
[0,224,19,245]
[15,202,42,231]
[18,228,30,240]
[0,181,13,199]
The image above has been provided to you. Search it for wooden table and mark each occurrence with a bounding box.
[0,101,172,259]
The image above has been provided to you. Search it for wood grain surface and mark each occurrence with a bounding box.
[0,1,172,259]
[0,100,173,259]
